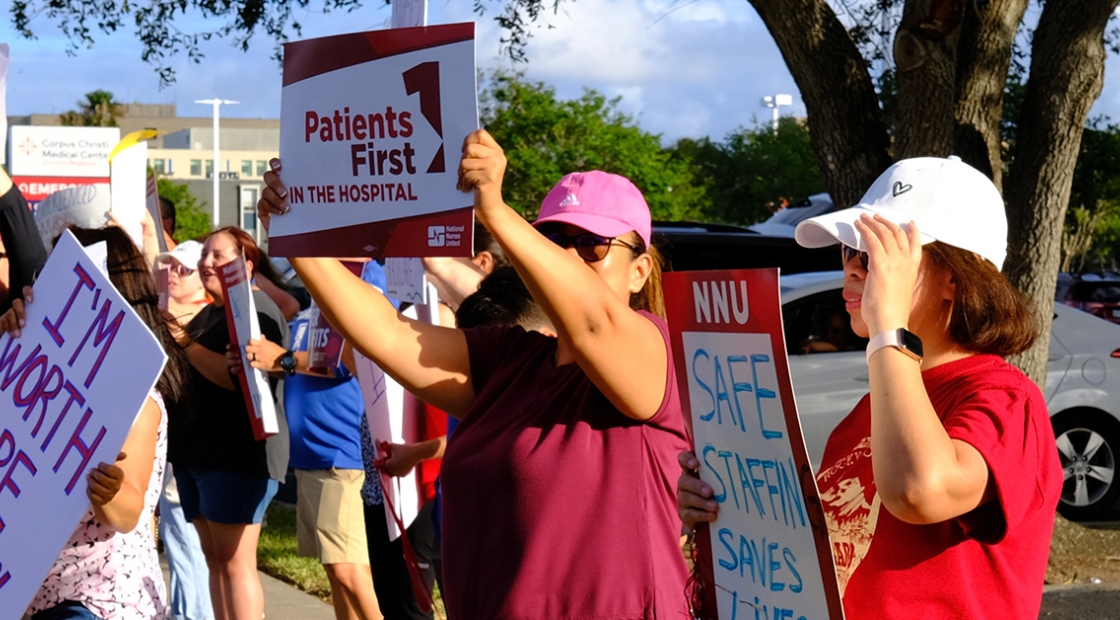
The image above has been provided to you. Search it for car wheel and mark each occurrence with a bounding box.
[1052,409,1120,521]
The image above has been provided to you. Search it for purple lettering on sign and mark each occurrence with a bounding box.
[67,299,124,389]
[19,363,65,438]
[0,341,40,392]
[42,263,95,347]
[52,407,105,495]
[41,381,85,454]
[0,449,37,500]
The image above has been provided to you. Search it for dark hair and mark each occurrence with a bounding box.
[253,248,288,291]
[628,236,665,319]
[158,196,177,228]
[924,242,1038,356]
[67,226,191,424]
[205,227,262,276]
[474,222,510,269]
[456,266,552,331]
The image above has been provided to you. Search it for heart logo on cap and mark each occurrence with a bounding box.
[892,181,913,197]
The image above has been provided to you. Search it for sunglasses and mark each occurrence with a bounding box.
[841,244,869,270]
[169,263,196,277]
[544,231,638,263]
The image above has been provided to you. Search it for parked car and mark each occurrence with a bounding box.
[652,221,836,274]
[780,271,1120,521]
[1056,271,1120,326]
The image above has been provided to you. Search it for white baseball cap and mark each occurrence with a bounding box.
[156,240,204,272]
[794,156,1007,270]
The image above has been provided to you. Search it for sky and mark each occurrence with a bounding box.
[2,0,1120,145]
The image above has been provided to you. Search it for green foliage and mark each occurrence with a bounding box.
[481,73,709,222]
[1064,120,1120,271]
[257,503,331,600]
[59,90,125,127]
[671,117,827,225]
[157,178,211,242]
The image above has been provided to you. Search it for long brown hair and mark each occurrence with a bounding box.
[68,226,191,423]
[628,236,666,319]
[923,242,1038,356]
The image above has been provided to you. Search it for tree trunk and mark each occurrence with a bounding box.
[748,0,893,208]
[952,0,1028,189]
[893,0,964,159]
[1003,0,1118,386]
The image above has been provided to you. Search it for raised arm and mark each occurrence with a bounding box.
[458,130,666,420]
[87,396,161,532]
[257,164,475,417]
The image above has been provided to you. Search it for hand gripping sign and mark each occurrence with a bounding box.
[0,230,168,614]
[271,23,479,258]
[219,257,279,440]
[663,269,844,620]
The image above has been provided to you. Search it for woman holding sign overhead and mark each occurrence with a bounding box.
[2,226,191,620]
[168,226,290,620]
[677,157,1062,619]
[257,129,691,619]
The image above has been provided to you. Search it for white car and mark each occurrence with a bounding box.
[781,271,1120,521]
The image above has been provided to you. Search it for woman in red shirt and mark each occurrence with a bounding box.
[678,156,1062,619]
[258,129,690,619]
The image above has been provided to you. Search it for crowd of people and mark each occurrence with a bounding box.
[0,129,1062,620]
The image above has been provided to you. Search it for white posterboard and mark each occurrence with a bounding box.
[145,171,168,254]
[108,136,149,248]
[0,44,9,166]
[271,24,478,258]
[384,258,428,304]
[218,257,279,440]
[0,230,167,613]
[664,269,844,620]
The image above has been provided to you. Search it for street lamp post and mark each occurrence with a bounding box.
[760,94,793,134]
[194,98,239,228]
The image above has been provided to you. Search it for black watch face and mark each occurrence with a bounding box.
[901,330,924,357]
[281,353,296,372]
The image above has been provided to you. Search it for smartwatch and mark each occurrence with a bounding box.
[278,351,297,377]
[866,328,923,364]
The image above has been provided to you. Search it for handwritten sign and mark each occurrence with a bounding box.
[0,230,167,613]
[218,257,278,440]
[664,269,843,620]
[270,24,478,259]
[384,258,428,304]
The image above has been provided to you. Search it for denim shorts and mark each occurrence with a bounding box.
[175,468,278,524]
[31,601,102,620]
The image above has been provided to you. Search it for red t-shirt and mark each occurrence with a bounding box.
[816,354,1061,619]
[441,313,691,619]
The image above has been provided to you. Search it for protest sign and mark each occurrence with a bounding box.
[664,269,843,620]
[218,257,279,440]
[384,258,428,304]
[0,230,167,613]
[109,130,159,248]
[271,23,478,259]
[145,171,168,254]
[33,184,111,249]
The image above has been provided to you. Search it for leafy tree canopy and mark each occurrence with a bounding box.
[157,177,211,242]
[481,72,708,222]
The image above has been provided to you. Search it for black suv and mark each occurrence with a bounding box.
[652,221,837,274]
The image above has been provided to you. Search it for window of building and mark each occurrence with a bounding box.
[153,159,166,175]
[241,186,261,242]
[256,161,268,176]
[190,160,202,176]
[242,160,253,176]
[206,160,214,177]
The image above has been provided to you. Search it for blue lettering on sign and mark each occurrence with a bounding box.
[701,443,807,528]
[715,528,807,620]
[692,347,782,439]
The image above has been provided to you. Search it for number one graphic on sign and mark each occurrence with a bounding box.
[403,62,444,174]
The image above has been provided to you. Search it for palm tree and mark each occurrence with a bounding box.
[59,90,125,127]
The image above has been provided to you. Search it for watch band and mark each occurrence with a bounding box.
[866,328,923,364]
[279,351,297,377]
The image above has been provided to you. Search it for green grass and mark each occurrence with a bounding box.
[257,501,446,617]
[257,503,332,601]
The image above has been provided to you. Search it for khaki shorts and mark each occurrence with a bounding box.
[295,468,370,565]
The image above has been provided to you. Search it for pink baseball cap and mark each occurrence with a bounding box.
[534,171,652,247]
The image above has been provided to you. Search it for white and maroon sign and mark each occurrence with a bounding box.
[271,24,478,258]
[8,126,119,179]
[0,230,167,613]
[218,257,279,440]
[664,269,844,620]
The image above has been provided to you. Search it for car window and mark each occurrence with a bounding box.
[783,290,869,355]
